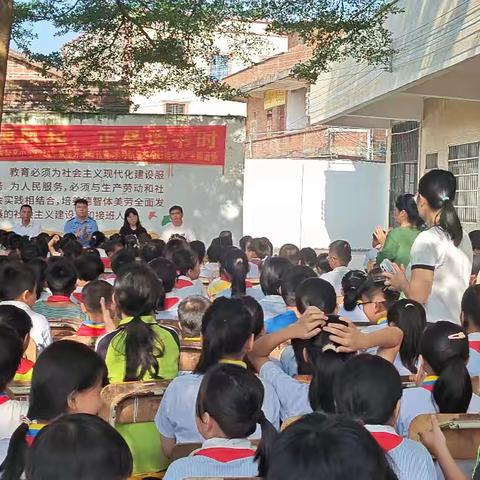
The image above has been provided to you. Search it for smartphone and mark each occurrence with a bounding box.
[380,259,397,275]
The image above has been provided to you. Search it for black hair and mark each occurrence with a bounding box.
[196,364,277,477]
[219,231,233,248]
[194,297,253,374]
[27,258,47,300]
[25,414,132,480]
[239,235,252,253]
[359,271,399,311]
[264,413,398,480]
[341,270,368,311]
[299,247,317,268]
[7,233,23,252]
[248,238,272,259]
[279,243,300,265]
[114,264,166,381]
[83,247,101,258]
[469,230,480,251]
[61,240,83,260]
[334,353,402,424]
[0,262,36,301]
[316,252,332,274]
[280,265,317,306]
[395,193,423,228]
[171,248,198,277]
[74,198,88,206]
[0,341,107,480]
[149,257,176,293]
[472,255,480,277]
[140,240,165,263]
[103,238,124,257]
[462,285,480,331]
[169,205,183,215]
[28,237,48,259]
[82,280,114,314]
[19,244,42,263]
[387,299,426,374]
[421,321,471,413]
[0,304,32,341]
[74,254,105,282]
[163,238,188,261]
[220,247,250,297]
[89,231,106,249]
[260,256,292,296]
[295,277,337,315]
[206,237,223,263]
[189,240,206,264]
[329,240,352,265]
[45,258,77,296]
[110,248,137,275]
[237,295,264,338]
[0,325,23,391]
[20,204,32,211]
[123,207,143,230]
[418,169,462,246]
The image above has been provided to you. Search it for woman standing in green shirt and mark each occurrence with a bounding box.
[376,194,422,267]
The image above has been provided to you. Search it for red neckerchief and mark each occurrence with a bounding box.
[370,431,403,452]
[76,324,106,337]
[47,295,72,302]
[163,296,180,310]
[0,392,9,406]
[470,340,480,353]
[72,292,84,303]
[101,257,111,269]
[176,277,194,289]
[193,447,256,463]
[17,357,34,374]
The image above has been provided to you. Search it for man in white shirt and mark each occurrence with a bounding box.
[12,204,42,238]
[321,240,352,295]
[160,205,196,242]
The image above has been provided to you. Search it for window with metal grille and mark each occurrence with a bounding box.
[165,103,186,115]
[209,55,229,81]
[425,153,438,170]
[448,142,479,224]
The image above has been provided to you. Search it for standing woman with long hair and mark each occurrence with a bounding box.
[376,193,423,267]
[119,208,147,237]
[385,170,473,324]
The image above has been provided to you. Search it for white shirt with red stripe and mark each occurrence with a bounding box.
[364,424,436,480]
[0,393,28,441]
[163,437,258,480]
[172,276,206,300]
[468,332,480,376]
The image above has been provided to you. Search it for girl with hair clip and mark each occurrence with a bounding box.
[461,284,480,376]
[211,247,264,301]
[258,256,292,320]
[376,193,423,268]
[25,414,133,480]
[338,270,370,323]
[334,354,436,480]
[155,297,280,458]
[0,341,108,480]
[385,170,473,324]
[264,413,399,480]
[170,248,205,299]
[163,364,278,480]
[96,263,180,383]
[397,321,480,437]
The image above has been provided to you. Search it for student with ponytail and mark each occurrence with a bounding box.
[461,284,480,376]
[163,364,277,480]
[385,170,473,324]
[338,270,370,323]
[397,321,480,437]
[155,297,280,458]
[0,341,108,480]
[96,263,179,383]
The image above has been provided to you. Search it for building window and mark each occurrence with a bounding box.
[448,142,479,224]
[209,55,230,81]
[165,103,186,115]
[425,153,438,170]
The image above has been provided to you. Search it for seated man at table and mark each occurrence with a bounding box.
[64,199,98,248]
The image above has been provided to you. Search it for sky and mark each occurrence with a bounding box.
[12,21,75,54]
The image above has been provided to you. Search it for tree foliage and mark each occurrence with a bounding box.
[11,0,401,109]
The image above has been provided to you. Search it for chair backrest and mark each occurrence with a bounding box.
[171,443,202,461]
[61,335,97,348]
[409,413,480,459]
[179,340,202,372]
[294,375,312,384]
[472,376,480,396]
[158,319,181,334]
[281,415,301,431]
[49,320,78,341]
[7,382,30,401]
[400,375,417,389]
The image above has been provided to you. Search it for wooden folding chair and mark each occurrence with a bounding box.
[400,375,417,389]
[409,413,480,459]
[294,375,312,384]
[281,415,301,431]
[6,381,30,401]
[472,376,480,396]
[49,319,80,341]
[60,334,97,348]
[179,340,202,372]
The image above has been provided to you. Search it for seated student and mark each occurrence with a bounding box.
[0,305,34,382]
[149,257,181,318]
[0,326,28,449]
[1,340,107,479]
[397,321,480,437]
[178,295,211,340]
[155,297,280,457]
[461,284,480,376]
[238,295,265,340]
[190,240,206,265]
[25,414,133,480]
[279,243,301,266]
[104,237,124,259]
[334,354,436,480]
[61,239,83,261]
[245,237,272,277]
[315,252,331,276]
[139,240,165,263]
[27,258,48,301]
[164,238,189,262]
[0,262,52,353]
[72,253,105,303]
[320,240,352,295]
[171,248,205,298]
[213,247,264,301]
[33,258,84,324]
[258,257,292,320]
[338,270,370,323]
[239,235,252,253]
[265,265,317,335]
[470,254,480,285]
[264,413,398,480]
[77,280,115,337]
[299,247,317,269]
[96,264,179,383]
[201,238,222,279]
[164,364,277,480]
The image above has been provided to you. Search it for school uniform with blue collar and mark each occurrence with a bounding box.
[397,376,480,437]
[279,345,298,376]
[173,276,206,300]
[163,438,258,480]
[468,332,480,376]
[259,295,287,320]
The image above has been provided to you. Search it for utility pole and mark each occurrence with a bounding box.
[0,0,13,130]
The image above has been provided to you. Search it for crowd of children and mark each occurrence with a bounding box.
[1,168,480,479]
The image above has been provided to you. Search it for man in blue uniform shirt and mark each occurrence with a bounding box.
[64,199,98,247]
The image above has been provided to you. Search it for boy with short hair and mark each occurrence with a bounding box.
[321,240,352,295]
[73,253,105,303]
[177,296,211,340]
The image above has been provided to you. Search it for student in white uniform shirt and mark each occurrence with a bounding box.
[397,322,480,437]
[338,270,370,323]
[334,354,436,480]
[164,364,277,480]
[12,204,42,239]
[155,297,280,458]
[320,240,351,295]
[385,169,473,324]
[170,248,206,299]
[160,205,196,242]
[460,284,480,376]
